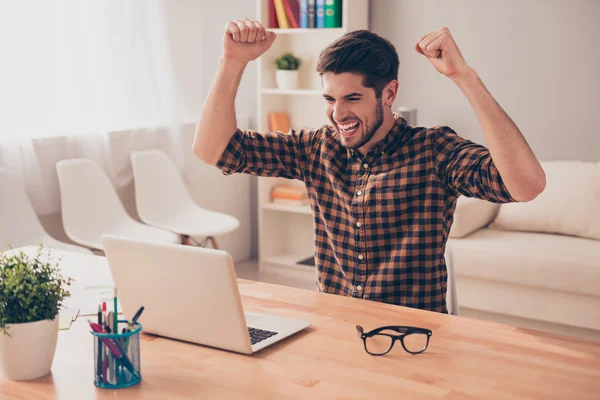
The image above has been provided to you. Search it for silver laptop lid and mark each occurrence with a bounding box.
[101,234,253,354]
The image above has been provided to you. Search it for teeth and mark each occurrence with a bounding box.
[339,122,359,131]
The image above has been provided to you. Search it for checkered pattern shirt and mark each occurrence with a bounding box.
[216,114,515,313]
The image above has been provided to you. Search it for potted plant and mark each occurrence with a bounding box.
[275,52,301,90]
[0,247,72,381]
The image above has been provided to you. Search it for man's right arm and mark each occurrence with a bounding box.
[192,57,246,165]
[193,18,276,166]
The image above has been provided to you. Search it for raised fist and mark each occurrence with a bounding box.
[223,18,277,64]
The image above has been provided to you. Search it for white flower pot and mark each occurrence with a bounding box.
[276,70,299,90]
[0,317,59,381]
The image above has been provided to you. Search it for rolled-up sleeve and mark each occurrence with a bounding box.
[433,126,515,203]
[216,128,318,180]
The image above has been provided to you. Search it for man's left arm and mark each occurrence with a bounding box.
[416,27,546,202]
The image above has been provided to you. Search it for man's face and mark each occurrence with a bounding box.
[322,72,384,150]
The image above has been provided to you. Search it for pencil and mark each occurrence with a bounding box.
[97,305,103,382]
[113,288,118,332]
[113,287,119,381]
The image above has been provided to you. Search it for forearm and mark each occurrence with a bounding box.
[193,56,247,165]
[452,70,546,201]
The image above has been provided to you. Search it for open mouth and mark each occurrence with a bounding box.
[338,121,360,137]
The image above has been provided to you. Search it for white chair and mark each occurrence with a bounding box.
[56,159,180,251]
[445,246,460,316]
[130,150,240,249]
[0,170,92,254]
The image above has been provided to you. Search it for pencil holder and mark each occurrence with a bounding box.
[91,321,142,389]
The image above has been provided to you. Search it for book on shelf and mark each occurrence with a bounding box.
[268,112,291,133]
[271,184,308,200]
[289,0,341,29]
[271,185,309,206]
[273,0,290,28]
[325,0,342,28]
[316,0,325,28]
[282,0,300,28]
[299,0,308,28]
[307,0,316,28]
[269,0,279,28]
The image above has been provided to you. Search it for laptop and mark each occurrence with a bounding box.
[101,234,311,354]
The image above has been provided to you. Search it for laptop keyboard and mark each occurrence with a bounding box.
[248,327,278,345]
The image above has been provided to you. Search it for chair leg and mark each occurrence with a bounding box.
[181,234,217,249]
[181,234,190,245]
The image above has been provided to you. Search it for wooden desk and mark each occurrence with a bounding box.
[1,251,599,399]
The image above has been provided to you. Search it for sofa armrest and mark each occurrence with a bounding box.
[449,196,501,238]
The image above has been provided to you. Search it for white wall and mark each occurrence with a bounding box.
[370,0,600,162]
[164,0,258,124]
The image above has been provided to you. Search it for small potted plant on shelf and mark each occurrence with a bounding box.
[0,246,72,381]
[275,52,301,90]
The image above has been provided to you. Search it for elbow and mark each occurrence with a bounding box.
[511,170,546,202]
[192,139,205,162]
[192,138,213,165]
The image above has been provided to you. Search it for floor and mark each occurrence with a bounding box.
[235,258,315,291]
[235,258,600,342]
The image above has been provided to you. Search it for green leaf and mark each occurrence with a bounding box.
[275,52,301,71]
[0,247,72,335]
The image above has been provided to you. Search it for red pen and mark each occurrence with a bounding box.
[102,359,108,384]
[89,322,122,358]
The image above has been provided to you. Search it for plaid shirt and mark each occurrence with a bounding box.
[217,114,515,313]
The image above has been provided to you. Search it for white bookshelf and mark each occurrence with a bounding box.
[262,202,312,215]
[261,88,323,96]
[270,28,345,35]
[256,0,370,272]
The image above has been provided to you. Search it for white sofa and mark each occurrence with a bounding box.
[447,161,600,332]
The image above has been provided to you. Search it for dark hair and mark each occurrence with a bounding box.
[316,30,399,98]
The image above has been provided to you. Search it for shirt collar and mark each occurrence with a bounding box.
[348,112,408,160]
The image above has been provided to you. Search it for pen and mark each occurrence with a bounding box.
[107,311,114,333]
[90,319,109,384]
[125,305,144,353]
[107,310,118,382]
[96,305,103,383]
[88,322,139,378]
[130,306,145,326]
[123,327,130,353]
[103,357,108,384]
[113,288,118,332]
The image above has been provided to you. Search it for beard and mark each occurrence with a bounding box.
[339,100,384,149]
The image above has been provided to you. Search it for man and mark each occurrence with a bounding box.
[193,18,545,313]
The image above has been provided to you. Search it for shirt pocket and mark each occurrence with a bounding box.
[372,179,424,229]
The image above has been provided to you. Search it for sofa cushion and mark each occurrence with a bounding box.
[490,161,600,241]
[448,228,600,297]
[449,196,500,238]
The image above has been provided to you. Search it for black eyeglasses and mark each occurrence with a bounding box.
[356,325,432,356]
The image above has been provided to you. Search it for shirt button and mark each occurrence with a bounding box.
[356,221,362,227]
[356,285,363,291]
[356,190,362,196]
[358,254,364,260]
[363,163,369,169]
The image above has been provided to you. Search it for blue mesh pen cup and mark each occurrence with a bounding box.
[90,321,142,389]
